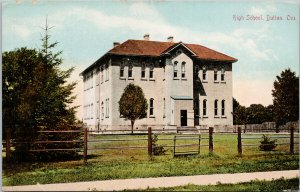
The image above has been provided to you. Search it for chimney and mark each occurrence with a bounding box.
[167,36,174,42]
[113,42,120,48]
[143,34,150,41]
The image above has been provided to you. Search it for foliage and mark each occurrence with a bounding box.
[232,98,247,125]
[246,104,273,124]
[233,98,274,125]
[2,21,80,161]
[118,83,148,134]
[152,134,167,156]
[272,69,299,127]
[259,135,277,151]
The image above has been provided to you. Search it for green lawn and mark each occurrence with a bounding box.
[131,178,299,191]
[3,133,299,186]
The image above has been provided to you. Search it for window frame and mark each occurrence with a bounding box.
[149,98,154,117]
[181,61,186,79]
[221,100,225,116]
[120,63,125,78]
[141,63,146,79]
[221,68,225,82]
[128,63,133,79]
[203,99,207,116]
[173,61,178,79]
[149,64,154,79]
[214,99,218,117]
[202,66,207,81]
[214,68,218,82]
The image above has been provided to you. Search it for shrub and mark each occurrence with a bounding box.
[259,134,277,151]
[152,134,167,156]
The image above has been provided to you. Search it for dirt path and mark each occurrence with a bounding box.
[3,170,299,191]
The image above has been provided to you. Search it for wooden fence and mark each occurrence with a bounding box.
[237,127,298,156]
[3,126,298,163]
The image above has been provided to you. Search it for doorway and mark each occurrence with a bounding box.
[180,110,187,126]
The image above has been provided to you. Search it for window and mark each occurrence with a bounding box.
[150,98,154,116]
[214,69,218,81]
[221,100,225,116]
[203,99,207,116]
[128,63,133,78]
[221,68,225,81]
[181,62,186,78]
[202,66,207,81]
[120,63,124,77]
[101,102,104,120]
[173,61,178,78]
[214,100,218,116]
[149,64,154,79]
[141,64,146,78]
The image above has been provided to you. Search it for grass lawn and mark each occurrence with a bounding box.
[3,133,299,186]
[132,178,300,191]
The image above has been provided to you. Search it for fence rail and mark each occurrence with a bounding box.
[3,126,297,163]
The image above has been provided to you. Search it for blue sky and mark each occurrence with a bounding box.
[3,0,299,118]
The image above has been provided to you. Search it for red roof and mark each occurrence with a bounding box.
[108,39,237,62]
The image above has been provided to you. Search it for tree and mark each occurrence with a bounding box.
[232,98,247,125]
[246,104,269,124]
[118,83,148,134]
[272,69,299,128]
[3,21,80,161]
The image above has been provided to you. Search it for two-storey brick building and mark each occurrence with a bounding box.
[80,35,237,131]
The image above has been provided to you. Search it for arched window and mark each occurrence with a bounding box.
[221,68,225,81]
[202,65,207,81]
[181,61,186,78]
[214,68,218,81]
[173,61,178,78]
[141,63,146,78]
[128,63,133,78]
[149,64,154,79]
[221,100,225,116]
[203,99,207,116]
[120,63,125,77]
[150,98,154,116]
[214,99,218,116]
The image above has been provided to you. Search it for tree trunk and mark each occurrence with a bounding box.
[131,120,135,135]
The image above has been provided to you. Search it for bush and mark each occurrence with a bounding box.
[152,134,167,156]
[259,134,277,151]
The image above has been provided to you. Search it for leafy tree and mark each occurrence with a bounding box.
[3,21,80,161]
[118,83,148,134]
[272,69,299,128]
[246,104,270,124]
[232,98,247,125]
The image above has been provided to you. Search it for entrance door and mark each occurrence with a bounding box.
[180,110,187,126]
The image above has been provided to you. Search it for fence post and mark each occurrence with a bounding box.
[290,126,294,154]
[6,128,11,162]
[238,127,242,156]
[148,127,152,159]
[209,127,213,153]
[83,128,87,163]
